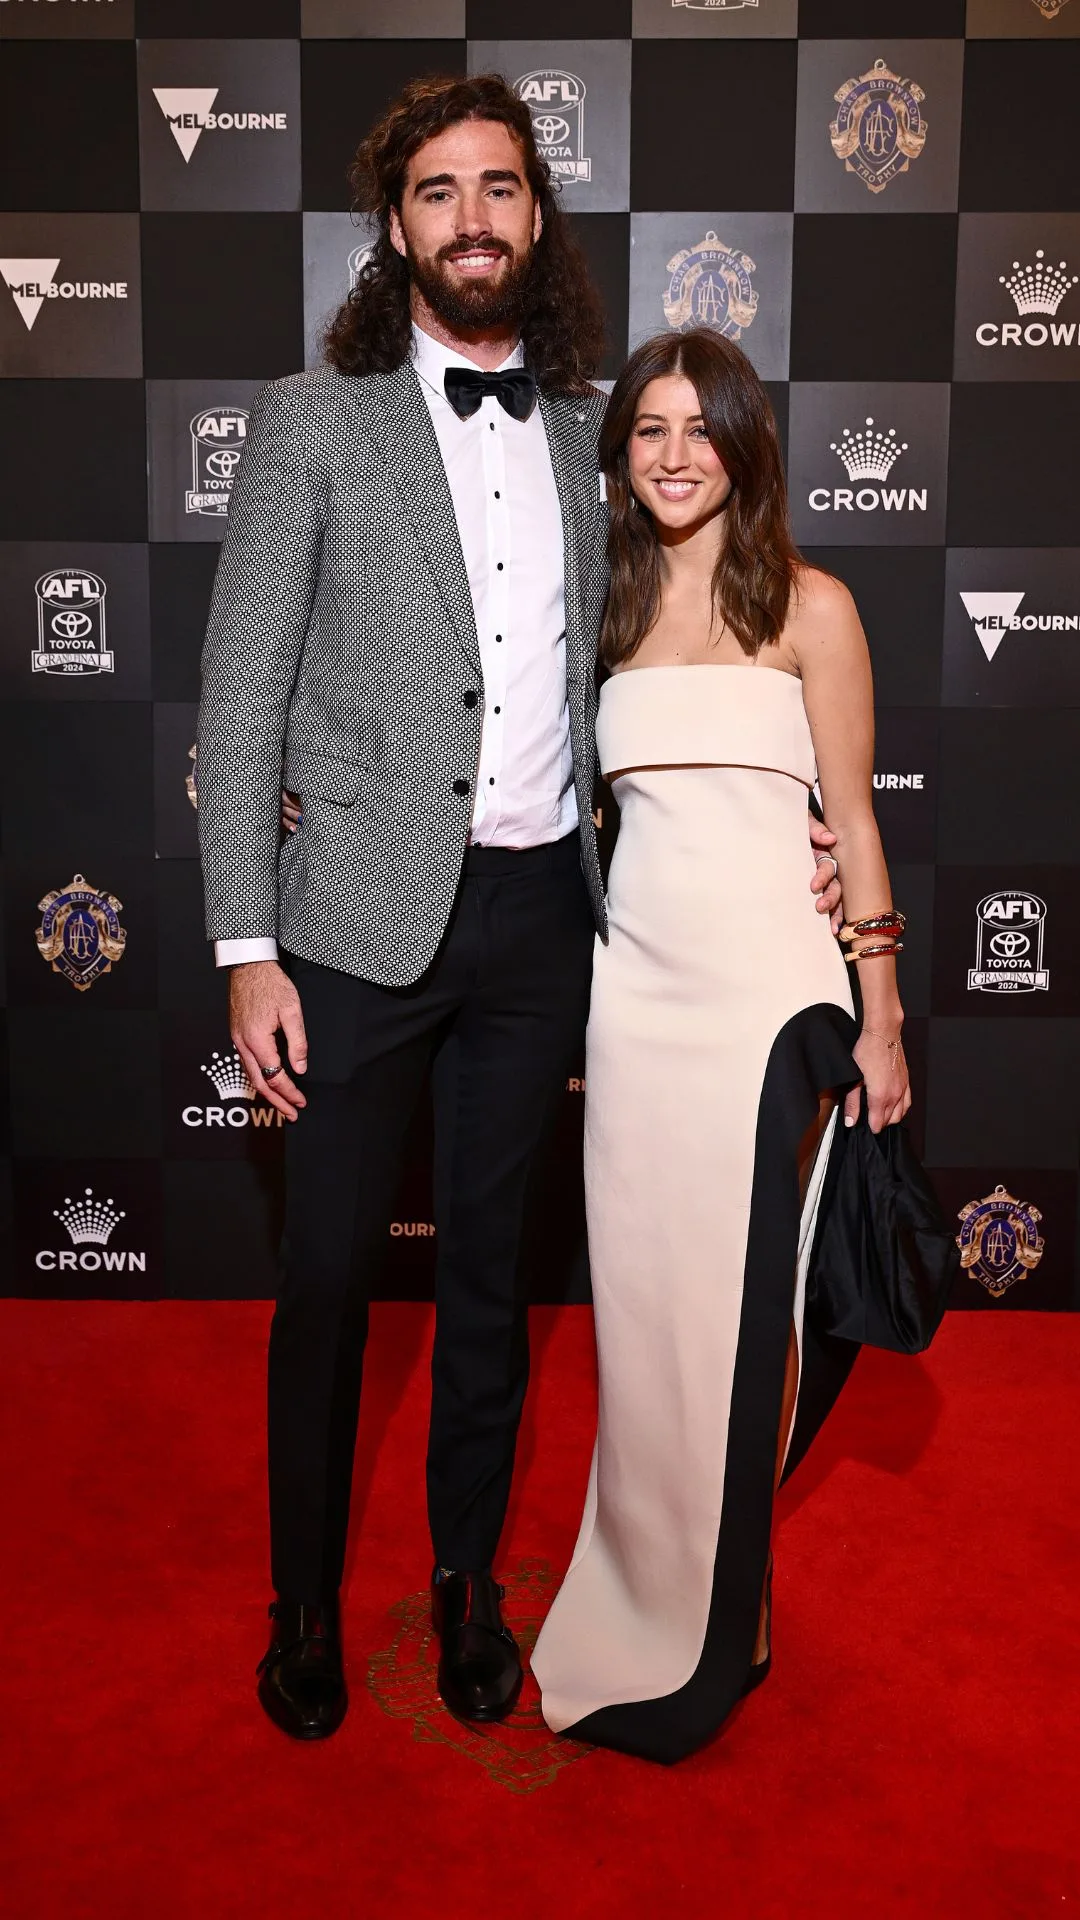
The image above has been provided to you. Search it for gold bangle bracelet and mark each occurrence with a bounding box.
[844,941,903,963]
[838,911,907,943]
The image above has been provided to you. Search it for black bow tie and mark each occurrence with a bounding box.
[443,366,537,423]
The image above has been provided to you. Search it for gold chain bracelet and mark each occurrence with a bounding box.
[861,1027,904,1059]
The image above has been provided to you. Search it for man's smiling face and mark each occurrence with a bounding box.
[389,117,543,332]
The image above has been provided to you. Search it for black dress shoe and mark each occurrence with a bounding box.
[256,1596,348,1740]
[431,1569,523,1724]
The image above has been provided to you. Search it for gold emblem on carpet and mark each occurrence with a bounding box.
[367,1557,594,1794]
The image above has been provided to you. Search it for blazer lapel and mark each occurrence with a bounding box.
[350,362,481,674]
[539,389,599,680]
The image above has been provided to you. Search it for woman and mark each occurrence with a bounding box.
[529,328,910,1765]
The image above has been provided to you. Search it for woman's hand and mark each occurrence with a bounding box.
[845,1029,911,1134]
[281,788,301,834]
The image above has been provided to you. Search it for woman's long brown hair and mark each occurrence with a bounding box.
[599,328,805,668]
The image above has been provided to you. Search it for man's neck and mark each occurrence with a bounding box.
[411,294,521,372]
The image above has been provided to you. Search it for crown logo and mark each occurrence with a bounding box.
[830,417,908,483]
[999,250,1077,316]
[54,1188,125,1247]
[200,1049,256,1101]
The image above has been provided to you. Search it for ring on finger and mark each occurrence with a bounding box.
[261,1064,283,1080]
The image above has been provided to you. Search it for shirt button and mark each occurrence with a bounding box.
[462,690,478,708]
[494,491,500,499]
[495,634,502,642]
[452,778,469,796]
[488,777,495,786]
[493,705,501,714]
[496,562,504,571]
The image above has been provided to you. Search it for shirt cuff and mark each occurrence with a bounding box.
[214,938,279,968]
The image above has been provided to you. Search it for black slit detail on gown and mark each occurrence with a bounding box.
[565,1003,862,1766]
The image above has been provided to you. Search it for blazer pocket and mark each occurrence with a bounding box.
[283,746,367,805]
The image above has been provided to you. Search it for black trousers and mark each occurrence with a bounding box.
[268,833,595,1603]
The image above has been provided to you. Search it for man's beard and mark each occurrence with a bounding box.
[406,236,535,332]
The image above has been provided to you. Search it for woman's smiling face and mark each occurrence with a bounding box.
[626,373,733,531]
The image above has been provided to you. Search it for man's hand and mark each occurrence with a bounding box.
[229,960,308,1121]
[809,820,843,934]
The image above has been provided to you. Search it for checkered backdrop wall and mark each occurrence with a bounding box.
[1,0,1078,1310]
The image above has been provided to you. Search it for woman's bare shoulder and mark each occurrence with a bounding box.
[786,564,866,670]
[789,563,857,626]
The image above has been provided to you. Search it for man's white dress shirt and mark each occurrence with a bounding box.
[216,323,576,968]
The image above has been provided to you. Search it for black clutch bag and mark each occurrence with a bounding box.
[807,1110,959,1354]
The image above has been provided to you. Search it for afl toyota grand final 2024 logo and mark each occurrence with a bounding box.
[968,891,1049,995]
[830,59,927,195]
[664,234,758,340]
[186,407,248,519]
[33,568,112,677]
[515,71,591,184]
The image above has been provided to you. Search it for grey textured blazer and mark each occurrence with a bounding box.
[197,361,610,987]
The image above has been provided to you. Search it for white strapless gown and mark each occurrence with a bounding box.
[531,665,858,1764]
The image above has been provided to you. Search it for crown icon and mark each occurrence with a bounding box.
[54,1188,125,1247]
[830,417,908,484]
[200,1048,256,1101]
[999,250,1077,316]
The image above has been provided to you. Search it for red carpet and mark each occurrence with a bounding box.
[2,1301,1077,1919]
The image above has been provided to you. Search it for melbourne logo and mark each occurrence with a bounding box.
[829,59,927,196]
[35,1187,146,1279]
[958,590,1080,661]
[968,891,1048,994]
[33,568,112,677]
[186,407,247,518]
[515,71,591,184]
[957,1186,1044,1299]
[1029,0,1071,16]
[975,249,1079,351]
[36,873,126,991]
[181,1046,284,1130]
[151,88,288,164]
[873,771,925,792]
[672,1,759,8]
[809,417,926,515]
[663,232,758,340]
[0,258,128,332]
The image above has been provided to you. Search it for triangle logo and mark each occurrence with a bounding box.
[152,87,219,163]
[0,258,61,332]
[958,590,1026,662]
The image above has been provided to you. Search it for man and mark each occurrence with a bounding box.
[197,72,842,1742]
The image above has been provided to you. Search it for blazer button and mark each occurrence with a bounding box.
[452,778,469,795]
[462,690,478,708]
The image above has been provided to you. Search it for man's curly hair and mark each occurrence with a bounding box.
[324,72,605,394]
